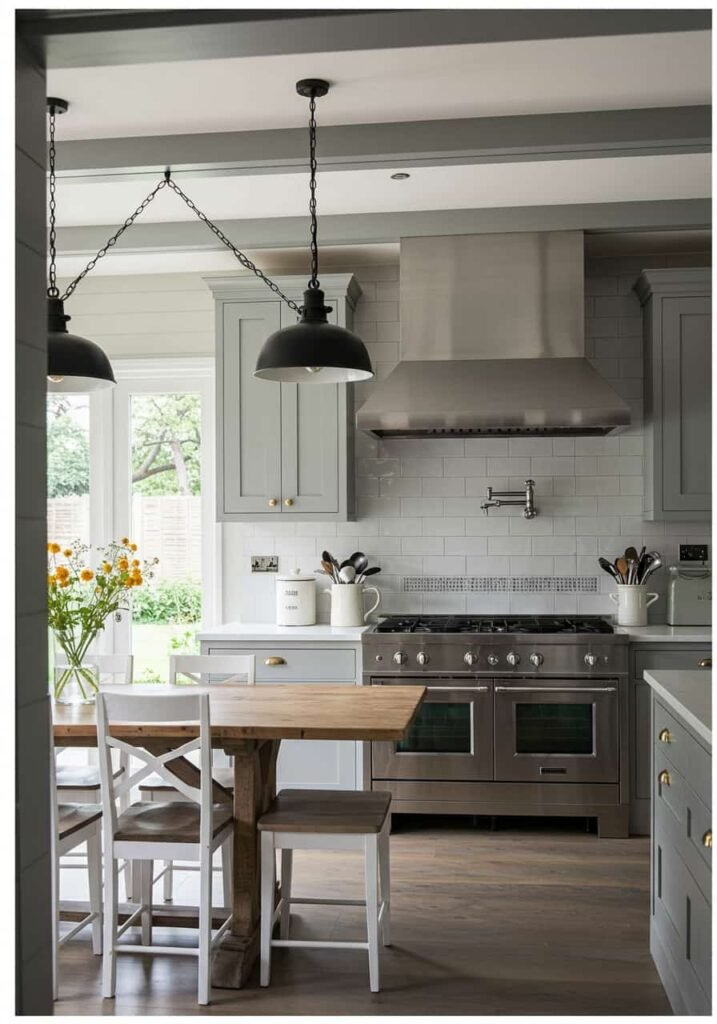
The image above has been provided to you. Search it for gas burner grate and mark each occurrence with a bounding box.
[374,615,614,635]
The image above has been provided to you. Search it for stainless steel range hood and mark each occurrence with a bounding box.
[356,232,631,438]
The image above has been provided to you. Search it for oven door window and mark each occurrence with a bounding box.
[397,701,472,754]
[515,702,594,755]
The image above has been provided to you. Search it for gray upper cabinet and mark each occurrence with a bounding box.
[207,274,360,521]
[635,269,711,521]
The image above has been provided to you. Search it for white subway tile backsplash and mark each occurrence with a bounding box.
[422,477,466,497]
[508,437,553,456]
[488,536,532,556]
[531,457,575,476]
[380,517,422,536]
[486,456,531,476]
[444,536,489,556]
[423,556,467,575]
[401,497,443,517]
[443,457,487,477]
[510,556,554,575]
[575,476,620,496]
[465,438,509,455]
[403,536,444,556]
[465,517,510,536]
[401,457,443,477]
[379,476,422,497]
[423,517,466,536]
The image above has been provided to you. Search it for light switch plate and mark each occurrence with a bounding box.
[251,555,279,573]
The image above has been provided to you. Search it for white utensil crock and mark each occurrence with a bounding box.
[325,583,381,627]
[276,570,316,626]
[609,584,659,626]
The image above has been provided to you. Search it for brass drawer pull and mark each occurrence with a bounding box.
[658,769,671,787]
[703,830,712,849]
[698,657,712,668]
[268,498,278,507]
[264,656,286,667]
[284,498,294,507]
[658,728,673,744]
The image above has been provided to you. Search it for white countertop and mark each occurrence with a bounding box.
[643,670,712,749]
[197,622,370,643]
[617,625,712,644]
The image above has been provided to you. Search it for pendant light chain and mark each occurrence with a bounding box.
[47,107,59,298]
[308,93,320,290]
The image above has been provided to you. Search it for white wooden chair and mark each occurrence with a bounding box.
[97,690,234,1006]
[139,654,254,905]
[258,789,392,993]
[50,711,103,1001]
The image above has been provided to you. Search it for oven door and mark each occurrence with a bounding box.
[371,678,493,781]
[494,679,619,783]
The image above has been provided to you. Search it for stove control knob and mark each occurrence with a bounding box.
[417,651,430,666]
[464,651,478,667]
[487,653,499,667]
[506,651,520,667]
[529,653,544,668]
[584,653,598,668]
[393,651,407,666]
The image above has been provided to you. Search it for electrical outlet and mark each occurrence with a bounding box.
[679,544,709,565]
[251,555,279,573]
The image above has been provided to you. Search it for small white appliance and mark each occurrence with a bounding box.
[276,570,316,626]
[667,567,712,626]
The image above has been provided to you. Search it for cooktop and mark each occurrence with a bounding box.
[373,615,614,635]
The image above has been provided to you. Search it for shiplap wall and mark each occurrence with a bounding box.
[60,248,710,621]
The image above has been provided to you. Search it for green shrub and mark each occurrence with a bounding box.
[132,579,201,624]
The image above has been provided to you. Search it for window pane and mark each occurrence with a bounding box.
[46,395,91,549]
[129,392,202,683]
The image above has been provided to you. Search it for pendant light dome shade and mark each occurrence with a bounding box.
[254,289,374,383]
[47,298,116,393]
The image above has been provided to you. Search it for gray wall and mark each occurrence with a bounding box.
[16,38,53,1015]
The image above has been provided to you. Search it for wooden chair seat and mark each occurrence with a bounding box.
[114,801,233,844]
[56,764,124,790]
[58,803,102,842]
[139,766,234,794]
[258,789,392,835]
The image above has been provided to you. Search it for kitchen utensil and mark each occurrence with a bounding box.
[624,546,639,564]
[615,557,628,583]
[357,566,381,584]
[641,555,663,583]
[322,550,340,579]
[627,558,638,584]
[276,570,317,626]
[348,551,369,575]
[609,585,659,626]
[598,557,620,580]
[324,582,381,626]
[338,565,356,584]
[321,559,338,581]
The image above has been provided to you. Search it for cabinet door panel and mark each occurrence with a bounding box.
[221,301,282,514]
[662,296,711,512]
[280,302,340,514]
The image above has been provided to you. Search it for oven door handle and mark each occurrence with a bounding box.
[426,686,489,692]
[494,685,616,693]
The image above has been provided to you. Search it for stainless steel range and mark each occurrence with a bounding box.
[362,615,630,837]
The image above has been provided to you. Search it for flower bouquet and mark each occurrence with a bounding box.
[48,538,157,703]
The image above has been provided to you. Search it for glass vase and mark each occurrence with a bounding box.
[53,656,100,705]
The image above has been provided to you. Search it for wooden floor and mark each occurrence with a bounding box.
[55,818,671,1016]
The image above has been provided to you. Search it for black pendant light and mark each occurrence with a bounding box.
[46,99,116,393]
[254,80,374,384]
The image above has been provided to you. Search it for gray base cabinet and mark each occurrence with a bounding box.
[635,269,711,521]
[207,274,360,521]
[650,695,711,1015]
[629,644,711,835]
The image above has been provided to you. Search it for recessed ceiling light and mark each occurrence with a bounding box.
[390,172,410,180]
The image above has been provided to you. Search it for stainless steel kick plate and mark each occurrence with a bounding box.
[251,555,279,573]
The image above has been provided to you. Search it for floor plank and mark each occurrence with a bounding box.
[54,819,671,1016]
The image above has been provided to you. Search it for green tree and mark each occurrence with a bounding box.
[131,393,201,496]
[47,398,90,498]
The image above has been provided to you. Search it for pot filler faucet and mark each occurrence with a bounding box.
[481,479,537,519]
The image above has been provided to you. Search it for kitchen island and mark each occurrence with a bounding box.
[644,669,712,1015]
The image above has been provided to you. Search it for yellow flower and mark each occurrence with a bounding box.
[120,537,130,546]
[47,574,57,586]
[102,562,112,574]
[47,542,61,554]
[55,565,70,581]
[63,548,73,558]
[126,577,135,587]
[80,568,94,582]
[60,579,70,588]
[132,559,140,567]
[129,543,137,552]
[118,557,129,571]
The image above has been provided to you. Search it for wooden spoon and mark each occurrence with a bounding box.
[615,557,628,583]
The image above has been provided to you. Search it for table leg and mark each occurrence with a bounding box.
[212,739,279,989]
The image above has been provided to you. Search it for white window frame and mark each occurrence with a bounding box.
[88,357,220,655]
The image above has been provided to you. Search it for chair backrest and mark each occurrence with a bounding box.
[54,652,134,687]
[169,654,255,687]
[96,690,213,848]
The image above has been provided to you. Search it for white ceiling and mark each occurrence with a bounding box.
[48,31,711,140]
[55,154,710,227]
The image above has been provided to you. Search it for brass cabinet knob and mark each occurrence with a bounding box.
[658,728,673,744]
[658,769,671,787]
[268,498,278,507]
[264,656,286,667]
[698,657,712,668]
[284,497,294,507]
[703,830,712,849]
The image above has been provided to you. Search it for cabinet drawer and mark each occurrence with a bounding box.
[208,646,356,683]
[655,750,711,901]
[654,700,711,809]
[635,647,711,678]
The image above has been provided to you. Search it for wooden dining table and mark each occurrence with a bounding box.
[52,682,425,989]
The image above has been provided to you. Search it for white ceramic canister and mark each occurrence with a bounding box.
[326,583,381,627]
[608,584,659,627]
[276,570,316,626]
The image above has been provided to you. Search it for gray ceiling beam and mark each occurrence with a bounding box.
[19,9,711,68]
[55,107,712,184]
[56,200,711,255]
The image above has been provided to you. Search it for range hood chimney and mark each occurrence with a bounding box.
[356,231,630,438]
